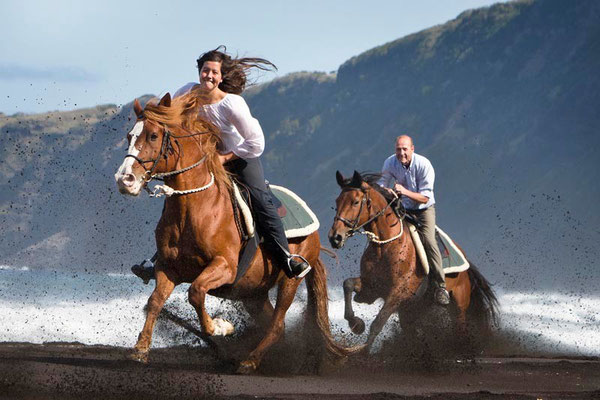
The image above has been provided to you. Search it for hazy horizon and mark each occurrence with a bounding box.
[1,0,506,115]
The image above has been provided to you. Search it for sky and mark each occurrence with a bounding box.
[0,0,506,115]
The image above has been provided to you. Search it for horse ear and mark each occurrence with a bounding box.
[133,99,143,118]
[159,93,172,107]
[336,171,345,187]
[350,170,363,188]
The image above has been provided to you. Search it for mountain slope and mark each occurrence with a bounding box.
[1,0,598,291]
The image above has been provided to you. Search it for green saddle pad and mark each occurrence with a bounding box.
[270,185,320,238]
[435,227,470,273]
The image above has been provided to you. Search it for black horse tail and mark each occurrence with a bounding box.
[467,261,500,333]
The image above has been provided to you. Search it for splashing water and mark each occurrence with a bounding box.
[0,266,598,356]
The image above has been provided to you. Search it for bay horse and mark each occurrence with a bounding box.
[328,171,498,353]
[114,93,362,373]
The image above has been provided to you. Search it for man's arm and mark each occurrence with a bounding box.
[393,184,429,204]
[394,158,434,204]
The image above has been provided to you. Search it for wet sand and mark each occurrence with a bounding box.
[1,342,599,399]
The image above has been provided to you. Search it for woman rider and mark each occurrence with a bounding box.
[132,46,311,280]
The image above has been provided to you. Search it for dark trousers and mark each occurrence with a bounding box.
[228,157,290,260]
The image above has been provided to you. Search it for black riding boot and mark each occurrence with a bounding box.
[281,253,312,279]
[434,284,450,305]
[268,240,311,279]
[131,253,157,284]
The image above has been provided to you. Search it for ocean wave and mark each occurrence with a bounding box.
[0,269,598,356]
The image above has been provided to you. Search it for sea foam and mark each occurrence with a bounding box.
[0,269,598,356]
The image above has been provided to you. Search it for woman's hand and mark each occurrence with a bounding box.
[218,152,238,165]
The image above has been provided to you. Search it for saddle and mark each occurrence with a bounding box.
[229,180,320,284]
[406,223,470,276]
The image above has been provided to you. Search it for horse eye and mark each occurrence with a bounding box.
[150,133,158,141]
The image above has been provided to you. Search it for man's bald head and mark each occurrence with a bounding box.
[396,135,413,147]
[395,135,415,166]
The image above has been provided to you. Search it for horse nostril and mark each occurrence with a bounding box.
[122,173,136,186]
[329,233,343,248]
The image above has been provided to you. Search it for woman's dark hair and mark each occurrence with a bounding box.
[196,46,277,94]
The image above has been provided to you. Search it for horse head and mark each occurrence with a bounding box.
[114,93,184,196]
[328,170,375,249]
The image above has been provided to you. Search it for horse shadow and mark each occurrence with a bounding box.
[151,298,333,375]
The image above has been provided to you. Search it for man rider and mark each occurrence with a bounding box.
[378,135,450,305]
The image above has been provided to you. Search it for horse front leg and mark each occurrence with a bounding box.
[237,277,302,374]
[188,256,236,336]
[343,277,366,335]
[131,269,176,362]
[364,290,411,353]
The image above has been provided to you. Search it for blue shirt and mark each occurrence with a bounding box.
[377,152,435,210]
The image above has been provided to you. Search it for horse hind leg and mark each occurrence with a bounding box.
[449,274,472,347]
[237,277,302,374]
[343,277,366,335]
[131,269,176,362]
[241,294,275,335]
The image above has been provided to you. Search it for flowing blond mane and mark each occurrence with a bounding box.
[142,94,232,191]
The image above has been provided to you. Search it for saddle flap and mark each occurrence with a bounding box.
[232,183,255,237]
[269,185,320,238]
[268,186,287,217]
[408,223,470,275]
[435,227,470,274]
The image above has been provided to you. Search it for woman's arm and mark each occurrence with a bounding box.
[226,96,265,158]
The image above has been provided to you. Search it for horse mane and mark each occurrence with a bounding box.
[341,172,396,202]
[142,94,232,191]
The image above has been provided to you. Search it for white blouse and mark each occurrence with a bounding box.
[173,82,265,159]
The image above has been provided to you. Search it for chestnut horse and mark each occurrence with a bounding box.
[114,93,362,373]
[328,171,498,352]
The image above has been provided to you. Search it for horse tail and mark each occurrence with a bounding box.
[319,246,338,259]
[466,261,500,333]
[305,257,365,357]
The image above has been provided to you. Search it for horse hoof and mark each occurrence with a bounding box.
[128,349,149,363]
[236,360,258,374]
[212,318,235,336]
[349,317,366,335]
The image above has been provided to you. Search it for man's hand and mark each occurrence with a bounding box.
[393,183,407,196]
[394,183,429,204]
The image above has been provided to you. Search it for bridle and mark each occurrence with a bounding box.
[334,186,402,238]
[122,117,212,196]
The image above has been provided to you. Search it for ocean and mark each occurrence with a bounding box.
[1,266,598,356]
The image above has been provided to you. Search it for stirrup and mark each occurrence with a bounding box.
[287,254,312,279]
